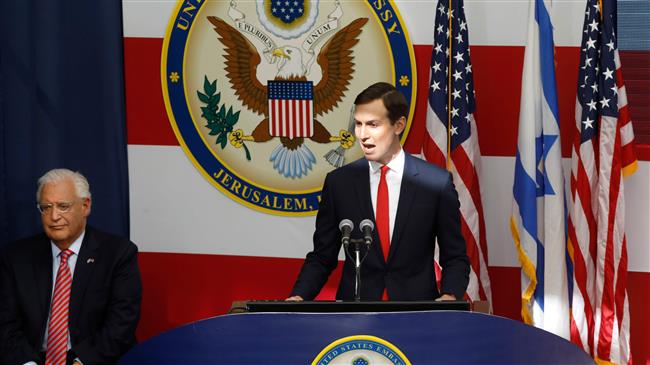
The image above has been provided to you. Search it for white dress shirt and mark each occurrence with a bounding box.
[41,231,85,351]
[368,149,405,240]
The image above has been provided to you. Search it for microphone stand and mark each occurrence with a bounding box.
[344,238,370,302]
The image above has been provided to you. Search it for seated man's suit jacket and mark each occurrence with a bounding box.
[291,153,470,300]
[0,226,142,365]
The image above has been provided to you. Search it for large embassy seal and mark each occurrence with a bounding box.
[312,335,411,365]
[162,0,416,216]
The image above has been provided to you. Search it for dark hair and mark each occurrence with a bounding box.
[353,82,408,124]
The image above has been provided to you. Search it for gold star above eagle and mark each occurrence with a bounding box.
[207,16,368,178]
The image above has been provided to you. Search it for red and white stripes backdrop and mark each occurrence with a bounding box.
[122,0,650,362]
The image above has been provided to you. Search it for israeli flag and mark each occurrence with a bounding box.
[510,0,569,339]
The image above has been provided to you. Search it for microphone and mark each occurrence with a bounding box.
[359,219,374,245]
[339,219,354,245]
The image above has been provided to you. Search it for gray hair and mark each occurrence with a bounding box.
[36,168,92,202]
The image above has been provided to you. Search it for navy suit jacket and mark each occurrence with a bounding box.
[0,226,142,365]
[291,153,469,300]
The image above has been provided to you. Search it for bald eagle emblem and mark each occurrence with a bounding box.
[162,0,416,215]
[206,15,367,178]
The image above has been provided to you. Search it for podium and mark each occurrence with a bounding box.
[239,300,471,313]
[120,303,593,364]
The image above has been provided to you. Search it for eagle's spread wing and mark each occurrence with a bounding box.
[313,18,369,116]
[207,16,267,115]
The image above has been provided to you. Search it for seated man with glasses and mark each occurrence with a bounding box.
[0,168,142,365]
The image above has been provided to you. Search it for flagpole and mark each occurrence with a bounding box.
[598,0,603,20]
[446,0,453,168]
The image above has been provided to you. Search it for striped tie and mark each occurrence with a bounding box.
[45,249,73,365]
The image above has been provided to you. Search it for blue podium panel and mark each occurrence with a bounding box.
[120,311,593,364]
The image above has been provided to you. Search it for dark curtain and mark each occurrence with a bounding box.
[0,0,130,245]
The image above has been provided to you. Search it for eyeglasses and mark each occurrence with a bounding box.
[37,201,75,215]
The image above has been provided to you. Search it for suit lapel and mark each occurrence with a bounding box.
[351,160,384,260]
[352,160,374,222]
[388,153,419,261]
[34,236,53,326]
[69,228,99,328]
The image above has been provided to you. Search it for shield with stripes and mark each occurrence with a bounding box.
[267,80,314,139]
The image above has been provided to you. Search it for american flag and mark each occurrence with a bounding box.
[268,80,314,139]
[568,0,637,363]
[421,0,492,305]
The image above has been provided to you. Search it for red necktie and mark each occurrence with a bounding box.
[377,165,391,261]
[377,165,390,300]
[46,249,73,365]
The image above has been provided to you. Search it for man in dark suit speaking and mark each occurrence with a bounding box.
[288,82,469,302]
[0,169,142,365]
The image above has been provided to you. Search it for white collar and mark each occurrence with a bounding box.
[368,148,405,175]
[51,230,85,258]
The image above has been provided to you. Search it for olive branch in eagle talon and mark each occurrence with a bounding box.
[197,77,251,160]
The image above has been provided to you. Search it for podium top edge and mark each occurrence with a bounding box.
[238,300,471,313]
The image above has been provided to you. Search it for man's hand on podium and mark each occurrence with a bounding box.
[285,296,304,301]
[435,294,457,301]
